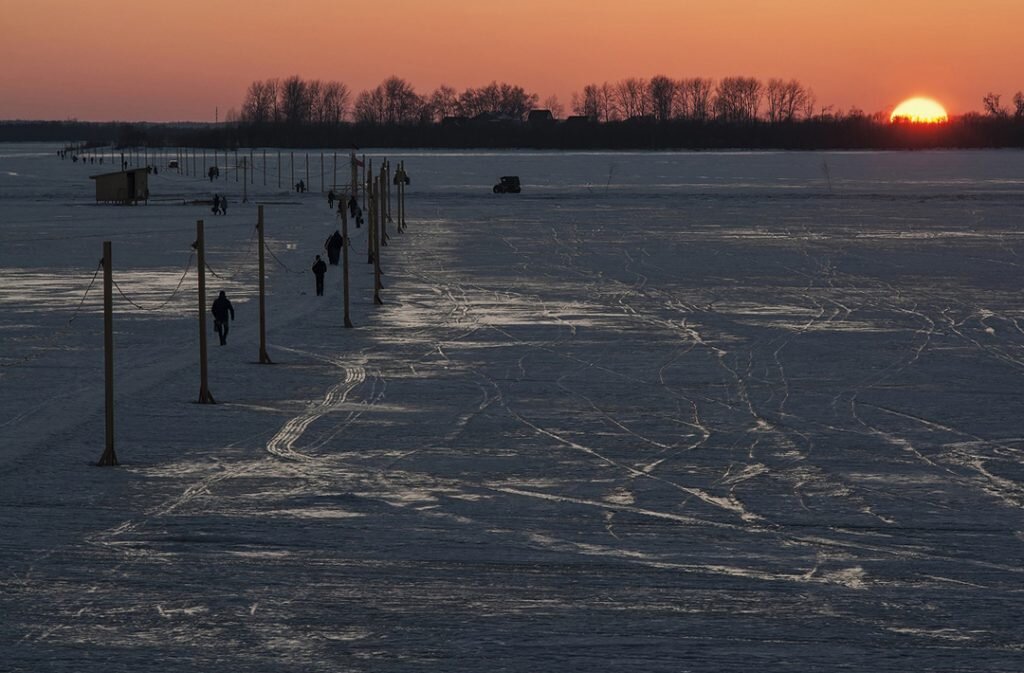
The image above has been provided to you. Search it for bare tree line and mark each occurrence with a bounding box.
[982,91,1024,118]
[572,76,814,123]
[239,74,823,126]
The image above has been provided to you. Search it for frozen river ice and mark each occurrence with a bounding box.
[2,145,1024,671]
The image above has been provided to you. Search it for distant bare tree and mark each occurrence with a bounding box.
[572,84,601,119]
[457,82,537,120]
[614,77,649,118]
[306,79,325,123]
[714,76,763,122]
[983,92,1006,117]
[428,85,459,121]
[319,81,350,124]
[241,79,279,124]
[648,75,676,122]
[280,75,311,125]
[382,76,423,124]
[542,95,565,119]
[599,82,618,121]
[765,78,811,122]
[674,78,714,121]
[1014,91,1024,118]
[353,88,386,124]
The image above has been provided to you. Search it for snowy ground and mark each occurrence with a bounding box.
[2,144,1024,671]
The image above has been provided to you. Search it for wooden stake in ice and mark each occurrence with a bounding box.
[341,194,353,328]
[195,220,216,404]
[97,241,119,467]
[257,206,272,363]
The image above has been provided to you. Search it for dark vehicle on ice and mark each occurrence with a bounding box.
[493,176,521,194]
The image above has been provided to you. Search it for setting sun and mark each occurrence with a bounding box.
[890,97,949,123]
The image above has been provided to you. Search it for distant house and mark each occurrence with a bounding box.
[565,115,597,125]
[527,109,555,125]
[89,168,149,204]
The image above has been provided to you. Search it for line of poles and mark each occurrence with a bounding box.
[96,158,408,465]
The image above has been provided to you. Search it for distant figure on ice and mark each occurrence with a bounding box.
[347,195,358,218]
[327,189,335,209]
[295,179,306,193]
[311,255,327,296]
[211,290,235,345]
[208,166,217,182]
[220,195,227,215]
[211,194,220,215]
[324,230,344,265]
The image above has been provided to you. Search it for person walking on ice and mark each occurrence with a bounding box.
[211,290,234,345]
[324,230,343,265]
[312,255,327,296]
[327,189,335,209]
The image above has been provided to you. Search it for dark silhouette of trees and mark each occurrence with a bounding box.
[714,77,763,123]
[354,76,422,125]
[765,78,814,122]
[648,75,676,122]
[455,82,538,120]
[983,92,1007,117]
[427,85,459,122]
[1014,92,1024,119]
[675,78,714,121]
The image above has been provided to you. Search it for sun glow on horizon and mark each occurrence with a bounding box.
[890,97,949,123]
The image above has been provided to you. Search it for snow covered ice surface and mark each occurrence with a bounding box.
[2,144,1024,671]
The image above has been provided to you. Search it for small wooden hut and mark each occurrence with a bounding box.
[89,168,149,204]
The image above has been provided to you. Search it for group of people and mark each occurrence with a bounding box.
[210,194,228,215]
[312,229,347,295]
[295,179,307,193]
[208,166,221,181]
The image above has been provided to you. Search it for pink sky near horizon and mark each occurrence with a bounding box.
[2,0,1023,122]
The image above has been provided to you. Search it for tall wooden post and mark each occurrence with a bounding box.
[263,149,267,186]
[242,157,248,203]
[305,153,310,190]
[196,220,216,404]
[257,206,273,363]
[381,161,389,246]
[290,152,294,191]
[332,152,337,193]
[249,149,254,184]
[361,154,367,211]
[278,151,281,189]
[350,153,358,204]
[373,176,383,305]
[234,150,239,182]
[202,149,206,176]
[97,241,118,466]
[366,159,375,264]
[320,152,324,192]
[341,195,353,328]
[400,161,407,232]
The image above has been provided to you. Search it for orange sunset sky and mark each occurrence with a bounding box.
[2,0,1023,122]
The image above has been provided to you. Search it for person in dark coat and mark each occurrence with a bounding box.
[312,255,327,296]
[220,195,227,215]
[211,290,234,345]
[212,194,220,215]
[327,189,335,209]
[325,230,343,265]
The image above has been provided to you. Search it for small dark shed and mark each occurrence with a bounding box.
[89,168,149,204]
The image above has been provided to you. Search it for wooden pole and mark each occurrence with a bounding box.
[263,149,267,186]
[361,154,367,212]
[97,241,118,466]
[234,150,239,182]
[258,206,272,363]
[381,161,389,246]
[341,194,353,328]
[373,176,383,305]
[290,152,294,191]
[367,159,374,264]
[332,152,337,193]
[249,149,254,184]
[320,152,324,192]
[242,156,248,203]
[350,152,358,205]
[278,151,281,189]
[196,220,215,404]
[305,153,309,190]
